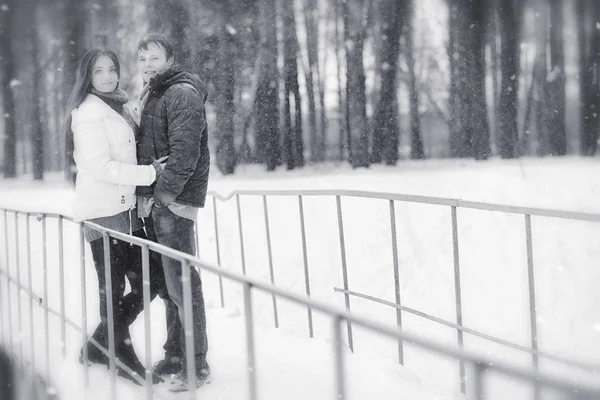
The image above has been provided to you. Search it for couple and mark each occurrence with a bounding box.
[65,33,210,392]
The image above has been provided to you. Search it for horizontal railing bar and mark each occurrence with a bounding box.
[334,287,600,372]
[5,186,600,223]
[206,190,600,222]
[2,208,600,395]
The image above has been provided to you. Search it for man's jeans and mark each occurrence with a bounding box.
[147,205,208,370]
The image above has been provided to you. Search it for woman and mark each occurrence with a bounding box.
[65,48,164,385]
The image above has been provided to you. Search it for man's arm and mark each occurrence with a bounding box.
[154,84,207,205]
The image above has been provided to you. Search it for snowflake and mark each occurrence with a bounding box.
[9,79,22,89]
[226,24,237,35]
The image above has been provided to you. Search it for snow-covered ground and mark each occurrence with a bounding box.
[1,157,600,399]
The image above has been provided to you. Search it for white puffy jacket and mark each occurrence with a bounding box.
[71,94,156,222]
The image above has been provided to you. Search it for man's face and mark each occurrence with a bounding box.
[137,43,173,83]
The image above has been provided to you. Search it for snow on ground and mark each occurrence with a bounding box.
[1,157,600,399]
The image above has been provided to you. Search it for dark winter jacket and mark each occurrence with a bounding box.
[136,64,210,207]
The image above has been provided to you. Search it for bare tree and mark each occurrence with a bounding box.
[579,0,600,156]
[371,0,401,164]
[63,0,86,179]
[255,0,280,171]
[30,0,44,180]
[1,0,17,177]
[496,0,520,158]
[405,0,424,160]
[303,0,320,162]
[459,0,490,159]
[148,0,192,69]
[335,0,346,161]
[215,1,236,175]
[345,0,370,168]
[448,0,461,157]
[282,0,304,169]
[544,0,566,156]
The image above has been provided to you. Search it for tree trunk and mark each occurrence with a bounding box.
[335,0,346,161]
[533,0,547,156]
[406,0,424,160]
[490,0,499,145]
[316,17,327,162]
[544,0,567,156]
[215,2,236,175]
[371,0,401,164]
[463,0,490,159]
[346,0,369,168]
[448,0,462,157]
[579,0,600,156]
[255,0,280,171]
[148,0,192,69]
[282,0,304,169]
[30,1,44,180]
[64,0,86,179]
[496,0,520,158]
[343,0,352,163]
[1,0,17,178]
[303,0,319,162]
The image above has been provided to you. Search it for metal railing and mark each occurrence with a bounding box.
[0,189,599,399]
[205,189,600,396]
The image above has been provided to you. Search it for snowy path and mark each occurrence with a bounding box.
[2,157,600,399]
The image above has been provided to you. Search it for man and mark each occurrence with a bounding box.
[134,33,210,392]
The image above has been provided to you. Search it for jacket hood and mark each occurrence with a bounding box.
[148,64,208,103]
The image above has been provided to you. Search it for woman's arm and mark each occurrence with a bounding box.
[73,113,157,186]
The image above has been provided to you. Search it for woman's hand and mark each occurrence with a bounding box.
[151,156,169,181]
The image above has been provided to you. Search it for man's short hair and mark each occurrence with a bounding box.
[137,33,175,60]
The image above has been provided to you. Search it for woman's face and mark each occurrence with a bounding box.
[91,55,119,93]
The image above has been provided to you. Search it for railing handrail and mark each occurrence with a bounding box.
[2,209,600,397]
[2,188,600,222]
[207,189,600,222]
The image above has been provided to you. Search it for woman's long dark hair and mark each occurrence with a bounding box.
[63,48,121,185]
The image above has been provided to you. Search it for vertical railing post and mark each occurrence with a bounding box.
[58,216,66,359]
[14,212,24,372]
[212,197,225,307]
[236,194,247,275]
[25,213,36,391]
[333,315,346,400]
[525,214,540,400]
[80,224,89,389]
[262,195,279,328]
[0,218,3,345]
[335,196,353,352]
[298,195,313,338]
[181,258,196,400]
[3,210,11,350]
[102,232,117,400]
[243,282,258,400]
[141,244,153,400]
[389,200,404,364]
[451,206,466,394]
[0,211,5,345]
[473,362,486,400]
[41,215,50,381]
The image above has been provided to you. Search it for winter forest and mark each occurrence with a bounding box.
[0,0,597,179]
